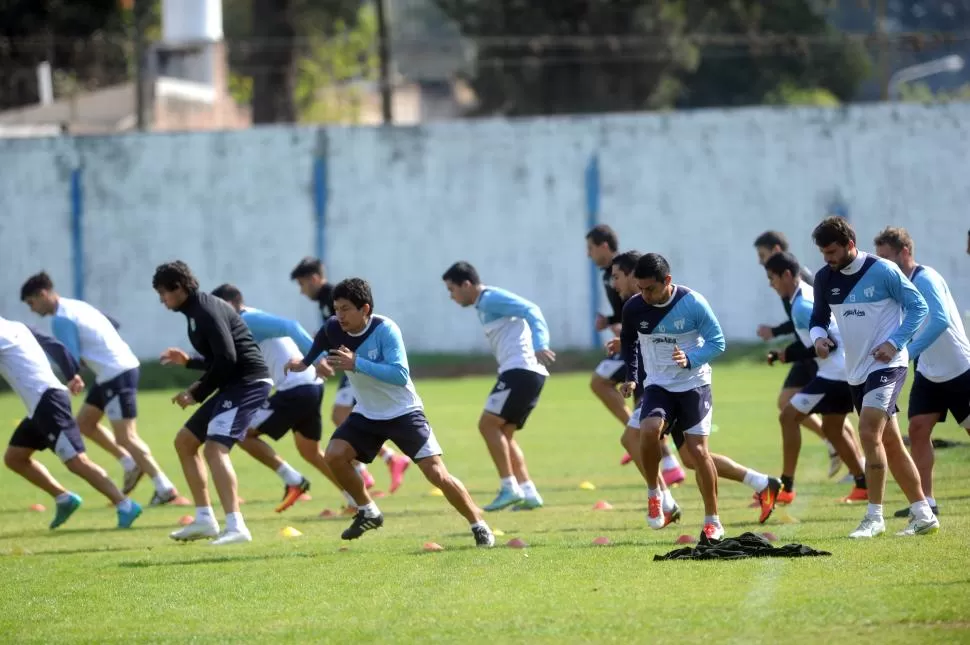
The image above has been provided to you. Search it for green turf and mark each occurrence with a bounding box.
[0,365,968,644]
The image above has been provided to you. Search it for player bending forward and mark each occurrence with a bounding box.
[286,278,495,547]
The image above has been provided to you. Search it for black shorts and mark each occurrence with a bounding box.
[908,369,970,427]
[250,383,324,441]
[850,367,907,416]
[331,410,442,464]
[639,384,714,449]
[783,360,819,390]
[84,367,139,420]
[184,381,272,448]
[10,388,85,462]
[789,376,853,416]
[483,369,546,429]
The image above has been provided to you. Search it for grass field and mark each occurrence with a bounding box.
[1,364,968,644]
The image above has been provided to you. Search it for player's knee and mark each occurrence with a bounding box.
[907,416,936,440]
[684,437,709,461]
[296,439,319,462]
[323,441,354,467]
[620,430,638,455]
[173,429,198,456]
[63,453,89,474]
[779,405,800,426]
[478,414,501,436]
[419,458,448,486]
[3,448,25,471]
[777,388,796,411]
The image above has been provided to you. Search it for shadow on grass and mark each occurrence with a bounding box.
[118,551,319,569]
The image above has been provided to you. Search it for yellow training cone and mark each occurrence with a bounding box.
[579,481,596,490]
[775,509,800,524]
[428,488,444,497]
[280,526,303,538]
[493,528,506,536]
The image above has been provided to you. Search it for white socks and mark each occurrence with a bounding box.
[704,514,721,526]
[661,455,680,471]
[151,473,175,494]
[500,476,522,495]
[359,502,381,518]
[342,491,357,508]
[381,448,397,463]
[116,498,134,512]
[743,470,771,492]
[55,492,72,504]
[926,496,937,508]
[275,462,304,486]
[470,520,489,530]
[196,506,216,524]
[910,500,934,522]
[520,480,539,499]
[867,503,884,520]
[225,511,247,533]
[119,455,137,471]
[661,488,676,512]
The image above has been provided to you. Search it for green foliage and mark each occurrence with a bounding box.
[897,81,970,103]
[764,83,841,106]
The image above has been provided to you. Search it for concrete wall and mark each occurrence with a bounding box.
[2,103,968,360]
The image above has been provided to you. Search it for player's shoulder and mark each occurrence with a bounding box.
[371,315,400,335]
[621,293,647,314]
[678,285,711,308]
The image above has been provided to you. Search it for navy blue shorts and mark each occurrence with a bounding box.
[9,388,86,462]
[483,369,546,429]
[85,367,139,420]
[185,381,272,448]
[789,376,853,416]
[639,384,714,447]
[908,369,970,427]
[331,410,442,464]
[783,360,818,390]
[850,367,907,416]
[250,383,324,441]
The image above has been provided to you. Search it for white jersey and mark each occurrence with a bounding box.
[810,252,928,386]
[908,265,970,383]
[52,298,139,383]
[474,286,550,376]
[790,281,847,382]
[0,317,67,417]
[259,336,320,391]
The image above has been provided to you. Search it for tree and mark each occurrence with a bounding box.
[676,1,870,108]
[429,0,699,116]
[0,0,128,111]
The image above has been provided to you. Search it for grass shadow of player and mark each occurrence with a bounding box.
[118,551,318,569]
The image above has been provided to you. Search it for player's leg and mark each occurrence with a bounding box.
[289,389,349,509]
[75,401,140,492]
[684,434,722,539]
[820,413,868,502]
[784,360,841,476]
[170,398,220,541]
[896,371,947,518]
[637,387,671,529]
[881,414,938,536]
[589,357,631,426]
[777,402,803,502]
[203,382,271,545]
[332,376,380,490]
[323,415,387,540]
[505,425,542,510]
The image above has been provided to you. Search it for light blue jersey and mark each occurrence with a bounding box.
[474,286,550,375]
[907,265,970,383]
[52,297,139,383]
[303,315,422,420]
[619,286,726,392]
[240,307,320,391]
[790,281,847,381]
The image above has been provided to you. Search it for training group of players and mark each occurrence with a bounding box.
[1,216,967,546]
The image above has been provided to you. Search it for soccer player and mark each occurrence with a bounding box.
[873,227,970,519]
[808,217,939,538]
[619,253,727,540]
[20,272,180,504]
[608,254,778,526]
[1,317,142,529]
[753,231,851,479]
[208,284,354,512]
[290,257,410,493]
[285,278,495,547]
[154,261,272,545]
[586,226,685,484]
[442,262,555,512]
[763,252,868,503]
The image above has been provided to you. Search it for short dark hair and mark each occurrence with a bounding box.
[441,261,481,286]
[633,253,670,282]
[586,224,618,252]
[754,231,789,251]
[333,278,373,311]
[211,283,243,305]
[290,257,324,281]
[152,261,200,293]
[764,251,801,278]
[20,271,54,301]
[873,227,914,254]
[812,216,855,248]
[611,250,642,275]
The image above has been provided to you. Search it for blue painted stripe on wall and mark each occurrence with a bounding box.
[70,167,84,300]
[313,157,327,262]
[585,154,600,349]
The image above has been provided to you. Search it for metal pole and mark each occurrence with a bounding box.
[134,0,148,130]
[375,0,393,124]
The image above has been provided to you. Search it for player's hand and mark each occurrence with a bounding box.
[605,338,620,355]
[171,390,196,409]
[327,346,356,371]
[756,324,774,341]
[160,347,189,366]
[871,341,899,363]
[594,314,609,331]
[814,337,835,359]
[66,374,85,395]
[619,381,637,398]
[536,349,556,366]
[284,358,308,374]
[766,350,782,366]
[672,345,689,369]
[315,361,335,379]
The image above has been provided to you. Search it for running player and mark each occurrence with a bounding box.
[808,217,938,538]
[873,227,970,519]
[442,261,554,512]
[286,277,495,547]
[1,317,142,529]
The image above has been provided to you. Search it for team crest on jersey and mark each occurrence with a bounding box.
[368,349,378,360]
[189,318,196,331]
[674,319,685,331]
[657,325,666,333]
[864,286,875,298]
